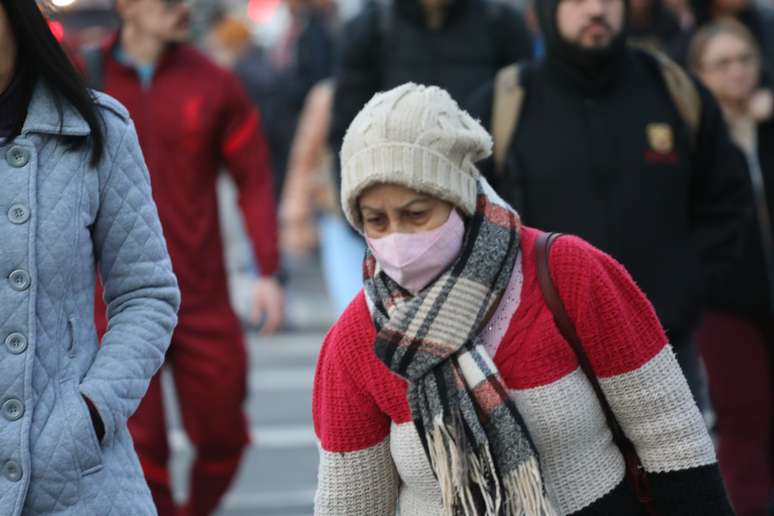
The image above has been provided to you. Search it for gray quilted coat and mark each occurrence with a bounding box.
[0,82,180,515]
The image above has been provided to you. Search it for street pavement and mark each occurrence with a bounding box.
[164,177,338,515]
[166,271,332,516]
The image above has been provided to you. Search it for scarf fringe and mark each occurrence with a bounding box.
[503,458,558,516]
[427,417,557,516]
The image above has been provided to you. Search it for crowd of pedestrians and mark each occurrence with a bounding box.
[1,0,774,514]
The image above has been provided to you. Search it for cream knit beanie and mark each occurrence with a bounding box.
[340,83,493,230]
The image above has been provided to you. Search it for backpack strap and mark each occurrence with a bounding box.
[81,45,104,92]
[639,46,702,147]
[534,232,659,516]
[491,63,524,176]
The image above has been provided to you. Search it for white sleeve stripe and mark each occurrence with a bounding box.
[599,345,717,472]
[315,437,399,515]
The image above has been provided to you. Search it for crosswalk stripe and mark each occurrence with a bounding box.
[169,426,317,451]
[222,488,315,510]
[250,368,315,391]
[248,338,322,356]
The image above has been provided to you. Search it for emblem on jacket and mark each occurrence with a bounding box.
[645,123,679,165]
[647,123,674,154]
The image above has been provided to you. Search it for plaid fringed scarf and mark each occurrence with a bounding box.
[364,179,556,516]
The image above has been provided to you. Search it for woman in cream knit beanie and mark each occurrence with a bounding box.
[313,83,728,516]
[340,82,492,230]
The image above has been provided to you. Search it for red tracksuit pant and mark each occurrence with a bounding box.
[696,311,774,516]
[129,304,251,516]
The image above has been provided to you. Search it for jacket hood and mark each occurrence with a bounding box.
[535,0,563,56]
[536,0,628,85]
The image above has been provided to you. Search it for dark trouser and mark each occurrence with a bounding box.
[696,311,774,516]
[129,305,251,516]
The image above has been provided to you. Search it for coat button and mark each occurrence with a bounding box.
[5,333,27,354]
[6,147,30,168]
[8,205,29,225]
[1,399,24,421]
[2,461,22,482]
[8,270,30,291]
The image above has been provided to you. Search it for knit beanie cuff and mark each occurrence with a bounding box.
[342,142,479,230]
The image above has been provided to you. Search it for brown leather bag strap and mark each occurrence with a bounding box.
[535,232,658,514]
[534,232,626,439]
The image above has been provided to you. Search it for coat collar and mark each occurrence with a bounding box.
[105,30,185,84]
[21,81,91,138]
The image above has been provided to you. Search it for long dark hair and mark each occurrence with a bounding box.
[3,0,104,165]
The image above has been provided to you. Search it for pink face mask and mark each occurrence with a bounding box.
[367,210,466,294]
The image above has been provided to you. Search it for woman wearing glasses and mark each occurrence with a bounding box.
[690,18,774,516]
[0,2,179,515]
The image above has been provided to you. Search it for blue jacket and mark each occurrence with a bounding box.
[0,81,180,515]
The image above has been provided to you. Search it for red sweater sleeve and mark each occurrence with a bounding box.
[218,71,279,276]
[313,294,392,452]
[549,235,668,378]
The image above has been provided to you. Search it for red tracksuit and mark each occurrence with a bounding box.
[94,36,278,516]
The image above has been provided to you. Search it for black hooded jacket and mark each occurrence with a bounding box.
[468,0,749,350]
[329,0,532,184]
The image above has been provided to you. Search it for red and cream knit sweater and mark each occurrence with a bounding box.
[313,227,729,515]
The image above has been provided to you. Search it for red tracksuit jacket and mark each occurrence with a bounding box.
[95,36,278,315]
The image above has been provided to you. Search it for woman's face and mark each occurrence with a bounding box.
[698,32,760,105]
[0,5,16,78]
[358,183,454,239]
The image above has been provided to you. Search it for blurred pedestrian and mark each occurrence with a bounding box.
[205,13,277,117]
[329,0,534,192]
[204,13,256,70]
[280,79,364,314]
[263,0,333,199]
[313,83,733,515]
[689,18,774,516]
[0,1,179,515]
[83,0,285,514]
[468,0,749,411]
